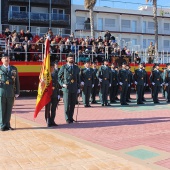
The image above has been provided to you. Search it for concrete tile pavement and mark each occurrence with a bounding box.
[0,116,152,170]
[2,92,170,169]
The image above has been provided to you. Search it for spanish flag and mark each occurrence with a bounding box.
[34,38,52,118]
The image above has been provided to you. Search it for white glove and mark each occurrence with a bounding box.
[165,83,168,86]
[58,95,60,100]
[144,83,146,86]
[92,84,94,88]
[152,82,155,86]
[119,82,123,85]
[160,83,163,87]
[146,84,148,86]
[109,84,111,87]
[117,83,118,85]
[77,89,80,94]
[15,94,19,98]
[63,84,67,88]
[128,84,130,87]
[99,78,102,82]
[81,82,84,86]
[135,81,137,85]
[98,83,100,86]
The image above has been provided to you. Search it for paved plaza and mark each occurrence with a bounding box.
[1,93,170,170]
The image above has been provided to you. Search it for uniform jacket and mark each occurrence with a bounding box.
[97,65,112,84]
[51,69,60,98]
[58,64,80,93]
[134,69,146,85]
[80,68,94,86]
[150,70,163,86]
[118,69,129,85]
[111,69,119,86]
[0,65,20,97]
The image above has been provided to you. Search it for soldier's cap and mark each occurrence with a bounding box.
[121,62,127,65]
[166,63,170,67]
[103,59,109,62]
[2,53,10,58]
[139,62,144,65]
[115,66,119,68]
[67,52,74,58]
[83,60,90,64]
[53,60,58,65]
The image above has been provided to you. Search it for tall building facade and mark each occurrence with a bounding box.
[1,0,71,36]
[72,4,170,52]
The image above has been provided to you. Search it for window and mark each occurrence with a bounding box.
[52,8,64,15]
[143,21,146,33]
[76,16,85,24]
[164,40,170,48]
[52,8,65,20]
[143,39,147,48]
[132,20,137,32]
[132,39,137,46]
[105,19,115,27]
[148,22,154,29]
[164,23,170,30]
[121,20,131,28]
[10,6,27,12]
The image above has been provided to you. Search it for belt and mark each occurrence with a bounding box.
[113,78,115,80]
[104,78,108,80]
[141,77,143,80]
[70,79,74,83]
[0,81,13,85]
[157,79,160,80]
[88,78,91,80]
[125,79,127,81]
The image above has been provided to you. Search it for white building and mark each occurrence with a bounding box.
[71,4,170,52]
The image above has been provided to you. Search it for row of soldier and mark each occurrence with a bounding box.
[45,53,170,127]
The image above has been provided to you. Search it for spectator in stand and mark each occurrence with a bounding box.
[13,44,22,61]
[69,32,75,42]
[18,29,26,42]
[36,37,44,53]
[4,28,11,38]
[64,39,71,53]
[45,28,53,40]
[133,51,141,64]
[25,30,33,41]
[97,36,103,43]
[11,32,19,47]
[125,49,131,57]
[29,44,38,61]
[104,30,111,42]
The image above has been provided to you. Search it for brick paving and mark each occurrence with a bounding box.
[2,92,170,169]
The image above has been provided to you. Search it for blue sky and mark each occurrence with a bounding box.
[72,0,169,10]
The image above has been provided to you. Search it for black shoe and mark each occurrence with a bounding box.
[142,99,146,101]
[105,103,111,106]
[7,127,14,130]
[154,101,160,104]
[101,104,104,106]
[137,102,145,104]
[47,124,51,127]
[51,122,58,126]
[87,105,91,107]
[66,119,71,124]
[121,103,129,105]
[91,101,97,104]
[115,97,120,100]
[1,127,7,131]
[84,105,88,107]
[167,101,170,103]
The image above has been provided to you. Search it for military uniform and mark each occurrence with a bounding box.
[142,67,148,101]
[58,63,80,123]
[80,67,94,107]
[0,65,20,130]
[150,68,163,103]
[110,68,119,103]
[45,68,60,127]
[147,44,155,63]
[126,68,133,102]
[91,67,99,103]
[97,65,112,106]
[164,68,170,102]
[162,68,167,98]
[134,68,146,104]
[118,67,129,105]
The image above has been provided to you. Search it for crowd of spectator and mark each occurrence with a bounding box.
[1,28,141,64]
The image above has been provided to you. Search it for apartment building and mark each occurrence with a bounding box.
[0,0,71,36]
[72,4,170,51]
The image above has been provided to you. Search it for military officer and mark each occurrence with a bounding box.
[91,62,99,104]
[45,61,60,127]
[118,62,129,105]
[80,61,94,107]
[150,63,163,103]
[109,63,119,103]
[164,63,170,102]
[134,63,146,104]
[97,59,112,106]
[58,53,80,124]
[142,64,148,101]
[0,53,20,131]
[126,65,133,102]
[147,42,155,64]
[162,67,167,98]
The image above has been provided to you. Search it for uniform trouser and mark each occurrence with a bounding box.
[91,84,98,102]
[162,86,166,98]
[99,83,109,104]
[45,98,58,124]
[0,97,14,129]
[115,85,119,98]
[126,86,131,100]
[63,92,77,121]
[110,85,117,101]
[142,85,146,100]
[82,85,92,105]
[120,84,128,104]
[153,85,159,102]
[136,84,144,103]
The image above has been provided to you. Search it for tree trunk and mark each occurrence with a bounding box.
[89,8,94,37]
[153,0,158,61]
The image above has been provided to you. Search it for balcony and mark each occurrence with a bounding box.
[8,11,70,26]
[8,0,70,6]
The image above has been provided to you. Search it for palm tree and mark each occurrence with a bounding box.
[146,0,158,61]
[84,0,97,37]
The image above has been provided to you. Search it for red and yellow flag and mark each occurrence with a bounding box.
[34,38,52,118]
